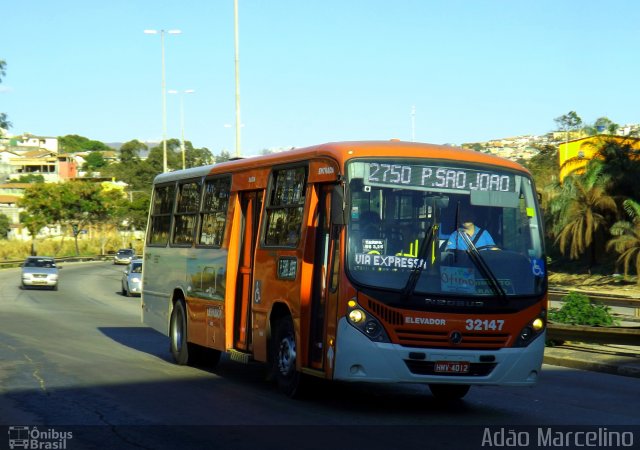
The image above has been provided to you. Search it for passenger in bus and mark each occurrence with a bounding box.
[445,211,496,251]
[359,211,381,238]
[201,223,215,245]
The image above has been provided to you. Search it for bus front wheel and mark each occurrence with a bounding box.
[274,316,302,397]
[170,300,190,365]
[428,383,470,400]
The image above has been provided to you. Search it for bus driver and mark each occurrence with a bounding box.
[445,211,496,251]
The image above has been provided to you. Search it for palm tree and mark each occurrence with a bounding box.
[607,199,640,282]
[550,163,617,268]
[583,136,640,200]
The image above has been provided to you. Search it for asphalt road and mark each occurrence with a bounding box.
[0,261,638,449]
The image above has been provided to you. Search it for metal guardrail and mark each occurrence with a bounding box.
[0,255,110,269]
[547,323,640,346]
[548,286,640,345]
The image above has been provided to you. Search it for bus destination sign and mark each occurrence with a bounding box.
[365,162,515,193]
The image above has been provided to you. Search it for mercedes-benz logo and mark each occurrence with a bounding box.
[449,331,463,344]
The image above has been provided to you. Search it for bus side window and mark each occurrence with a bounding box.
[172,181,201,245]
[199,177,231,247]
[264,167,307,247]
[149,184,176,246]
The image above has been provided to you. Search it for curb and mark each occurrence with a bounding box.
[544,346,640,378]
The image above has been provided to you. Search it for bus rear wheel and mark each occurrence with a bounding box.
[428,383,470,400]
[170,300,190,365]
[274,316,302,397]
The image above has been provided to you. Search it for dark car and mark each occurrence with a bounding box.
[21,256,59,290]
[114,248,135,265]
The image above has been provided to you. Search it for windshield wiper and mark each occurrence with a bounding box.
[401,224,435,301]
[458,231,507,300]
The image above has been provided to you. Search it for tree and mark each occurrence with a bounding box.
[524,144,559,193]
[120,191,151,232]
[10,174,45,183]
[19,183,65,228]
[550,164,617,267]
[0,213,10,239]
[19,181,128,255]
[584,117,619,135]
[83,151,108,171]
[146,139,181,172]
[214,149,231,163]
[554,111,583,133]
[185,143,213,168]
[59,135,111,153]
[19,210,49,255]
[119,139,147,164]
[102,159,157,191]
[58,181,125,255]
[583,136,640,201]
[607,199,640,281]
[19,183,63,255]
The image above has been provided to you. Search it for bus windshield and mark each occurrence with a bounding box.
[345,159,546,299]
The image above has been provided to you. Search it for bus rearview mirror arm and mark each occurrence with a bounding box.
[331,183,346,226]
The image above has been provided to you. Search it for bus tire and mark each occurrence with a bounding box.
[428,383,470,400]
[170,300,190,365]
[274,315,302,397]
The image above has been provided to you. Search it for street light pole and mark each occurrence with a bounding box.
[411,105,416,142]
[144,28,181,172]
[169,89,195,170]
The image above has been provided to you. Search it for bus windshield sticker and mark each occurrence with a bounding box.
[362,239,385,254]
[354,253,429,270]
[440,266,515,295]
[440,266,476,294]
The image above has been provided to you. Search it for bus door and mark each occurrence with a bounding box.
[309,184,339,370]
[234,190,263,351]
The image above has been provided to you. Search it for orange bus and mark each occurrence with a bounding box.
[142,141,547,399]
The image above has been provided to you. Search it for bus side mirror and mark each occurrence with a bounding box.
[331,184,345,226]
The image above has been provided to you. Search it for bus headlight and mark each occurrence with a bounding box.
[348,309,366,323]
[346,297,390,343]
[532,318,544,331]
[514,311,546,347]
[364,320,382,339]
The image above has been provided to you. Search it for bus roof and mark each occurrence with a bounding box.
[152,140,531,184]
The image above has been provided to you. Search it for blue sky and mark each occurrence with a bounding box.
[1,1,639,156]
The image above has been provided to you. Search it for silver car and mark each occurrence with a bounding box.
[121,259,143,297]
[21,256,59,290]
[114,248,136,265]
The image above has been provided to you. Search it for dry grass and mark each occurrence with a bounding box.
[0,235,143,261]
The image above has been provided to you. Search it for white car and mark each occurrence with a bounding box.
[121,259,143,296]
[21,256,59,290]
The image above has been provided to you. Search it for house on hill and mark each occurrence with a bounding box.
[7,149,77,182]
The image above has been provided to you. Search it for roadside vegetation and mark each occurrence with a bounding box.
[549,292,619,327]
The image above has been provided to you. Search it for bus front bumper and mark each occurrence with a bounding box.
[333,318,545,386]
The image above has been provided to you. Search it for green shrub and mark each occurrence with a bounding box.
[549,291,619,326]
